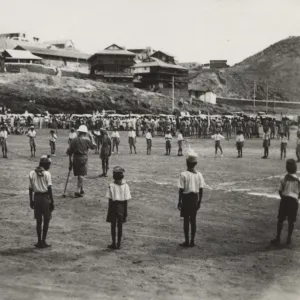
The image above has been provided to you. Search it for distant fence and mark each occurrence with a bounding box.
[217,97,300,108]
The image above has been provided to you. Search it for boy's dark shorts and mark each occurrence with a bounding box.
[34,193,51,220]
[278,196,299,223]
[180,193,199,218]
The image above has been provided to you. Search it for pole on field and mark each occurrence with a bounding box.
[172,76,175,111]
[266,84,268,113]
[253,81,256,113]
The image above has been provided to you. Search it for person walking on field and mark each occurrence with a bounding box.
[128,127,137,154]
[99,128,112,177]
[111,127,120,154]
[211,129,225,158]
[29,155,54,248]
[178,149,205,247]
[27,125,37,157]
[271,159,300,245]
[0,125,8,158]
[106,166,131,249]
[67,125,96,197]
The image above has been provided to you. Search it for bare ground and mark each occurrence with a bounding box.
[1,129,300,300]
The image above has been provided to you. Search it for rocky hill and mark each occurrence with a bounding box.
[0,73,234,114]
[191,36,300,102]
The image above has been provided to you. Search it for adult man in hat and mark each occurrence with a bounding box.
[27,125,37,157]
[67,125,96,197]
[178,149,205,247]
[29,155,54,248]
[99,128,112,177]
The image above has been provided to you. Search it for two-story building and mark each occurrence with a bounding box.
[132,50,189,91]
[88,44,136,83]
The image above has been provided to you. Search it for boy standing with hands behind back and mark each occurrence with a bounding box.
[271,159,300,245]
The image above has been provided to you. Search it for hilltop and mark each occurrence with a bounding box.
[0,73,235,114]
[191,36,300,102]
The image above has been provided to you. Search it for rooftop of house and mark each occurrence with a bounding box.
[14,45,90,60]
[188,85,209,92]
[132,57,188,71]
[2,49,42,60]
[89,44,136,60]
[44,39,74,46]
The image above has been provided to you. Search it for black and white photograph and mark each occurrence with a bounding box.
[1,0,300,299]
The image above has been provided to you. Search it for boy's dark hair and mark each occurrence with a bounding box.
[40,162,51,170]
[148,128,151,132]
[113,172,124,181]
[186,161,197,169]
[286,159,297,174]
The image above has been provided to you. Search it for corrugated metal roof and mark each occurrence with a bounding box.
[132,57,187,70]
[15,45,89,60]
[44,39,74,46]
[188,85,207,92]
[4,49,42,60]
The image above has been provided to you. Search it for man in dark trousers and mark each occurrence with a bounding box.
[99,128,112,177]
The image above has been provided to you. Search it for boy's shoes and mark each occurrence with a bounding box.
[52,154,56,157]
[270,238,280,245]
[261,156,266,159]
[80,189,85,195]
[190,241,195,247]
[179,241,190,247]
[75,192,83,198]
[42,242,52,248]
[34,242,43,249]
[107,244,117,250]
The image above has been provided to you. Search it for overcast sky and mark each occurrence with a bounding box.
[1,0,300,65]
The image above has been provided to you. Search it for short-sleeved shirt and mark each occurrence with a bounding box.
[280,136,288,144]
[236,135,245,142]
[165,133,172,140]
[27,130,36,138]
[177,133,184,141]
[50,134,57,142]
[0,130,8,139]
[69,132,77,139]
[128,131,136,138]
[111,132,120,138]
[279,174,300,200]
[178,171,205,194]
[29,170,52,193]
[211,134,225,141]
[106,181,131,201]
[145,132,152,140]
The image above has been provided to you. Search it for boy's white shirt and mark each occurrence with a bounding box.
[111,131,120,138]
[0,130,8,139]
[29,170,52,193]
[145,132,152,139]
[165,133,172,140]
[69,132,77,139]
[128,131,136,138]
[280,136,288,143]
[211,134,225,141]
[27,130,36,138]
[177,133,184,141]
[236,135,245,142]
[50,134,57,142]
[106,182,131,201]
[179,171,205,194]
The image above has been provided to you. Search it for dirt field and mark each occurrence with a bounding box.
[1,129,300,300]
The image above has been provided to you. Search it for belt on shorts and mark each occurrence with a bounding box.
[34,192,48,195]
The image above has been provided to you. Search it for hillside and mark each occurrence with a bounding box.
[191,36,300,102]
[0,73,234,114]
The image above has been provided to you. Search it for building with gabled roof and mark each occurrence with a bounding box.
[2,49,42,63]
[43,39,75,49]
[132,50,188,91]
[88,44,136,83]
[14,45,89,69]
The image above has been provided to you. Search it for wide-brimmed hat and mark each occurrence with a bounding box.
[78,125,88,133]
